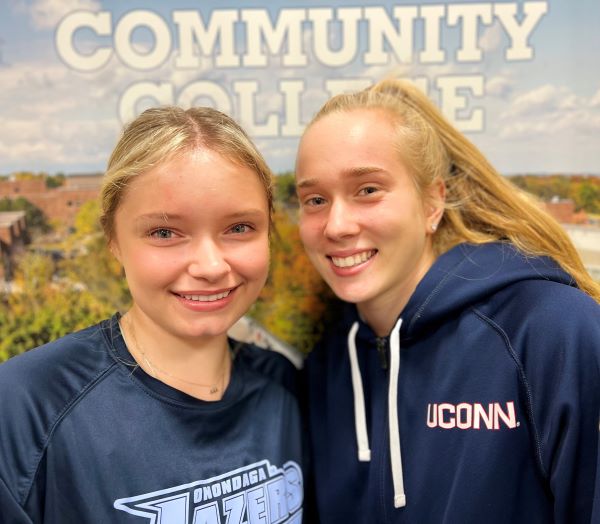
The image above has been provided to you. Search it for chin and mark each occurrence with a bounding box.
[327,284,371,305]
[187,328,229,340]
[184,318,237,339]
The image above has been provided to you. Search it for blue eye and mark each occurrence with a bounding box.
[229,223,252,234]
[149,228,173,239]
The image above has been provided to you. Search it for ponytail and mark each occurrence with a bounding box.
[308,78,600,302]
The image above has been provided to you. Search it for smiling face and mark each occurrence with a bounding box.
[296,109,443,334]
[111,148,270,343]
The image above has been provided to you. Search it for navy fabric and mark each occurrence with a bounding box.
[0,315,305,523]
[305,242,600,523]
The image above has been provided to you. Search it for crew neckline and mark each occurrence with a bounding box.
[103,313,244,409]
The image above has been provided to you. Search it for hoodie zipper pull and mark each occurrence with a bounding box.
[375,337,388,370]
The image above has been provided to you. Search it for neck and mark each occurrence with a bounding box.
[358,298,407,338]
[358,249,436,337]
[120,308,232,401]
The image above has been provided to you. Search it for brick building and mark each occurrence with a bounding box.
[0,174,102,228]
[0,211,27,281]
[542,197,600,281]
[543,197,588,225]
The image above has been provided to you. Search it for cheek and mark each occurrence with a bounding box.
[231,240,270,281]
[298,215,322,247]
[253,250,271,283]
[123,248,180,285]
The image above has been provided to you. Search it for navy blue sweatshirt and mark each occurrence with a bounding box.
[0,314,304,523]
[305,242,600,523]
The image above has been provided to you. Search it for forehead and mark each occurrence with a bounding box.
[132,148,262,189]
[117,148,268,216]
[305,108,393,139]
[296,109,403,183]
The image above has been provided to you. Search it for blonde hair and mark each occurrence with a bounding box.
[101,106,274,240]
[308,78,600,302]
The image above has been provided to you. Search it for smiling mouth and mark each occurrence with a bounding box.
[176,290,232,302]
[330,250,376,268]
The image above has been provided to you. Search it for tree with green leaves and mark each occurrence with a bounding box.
[0,200,130,362]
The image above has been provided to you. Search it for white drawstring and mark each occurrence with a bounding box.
[347,318,407,508]
[348,321,371,461]
[388,318,406,508]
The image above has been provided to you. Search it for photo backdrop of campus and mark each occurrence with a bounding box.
[2,0,599,175]
[1,0,599,359]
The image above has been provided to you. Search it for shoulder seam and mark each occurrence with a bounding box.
[472,307,548,481]
[21,361,119,506]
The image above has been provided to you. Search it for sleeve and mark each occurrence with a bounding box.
[0,476,34,524]
[0,355,47,524]
[522,289,600,522]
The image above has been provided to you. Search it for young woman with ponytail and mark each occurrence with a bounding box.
[296,78,600,523]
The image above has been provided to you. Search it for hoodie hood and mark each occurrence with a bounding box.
[343,241,575,343]
[341,241,575,509]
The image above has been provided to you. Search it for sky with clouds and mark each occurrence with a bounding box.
[0,0,598,175]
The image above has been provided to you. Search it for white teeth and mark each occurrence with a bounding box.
[181,290,231,302]
[331,250,375,268]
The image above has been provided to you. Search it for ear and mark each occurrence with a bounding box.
[425,177,446,233]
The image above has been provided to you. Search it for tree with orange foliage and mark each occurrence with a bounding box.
[251,207,335,354]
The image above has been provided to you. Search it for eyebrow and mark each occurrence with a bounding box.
[133,210,267,222]
[134,213,181,223]
[223,209,267,220]
[296,166,385,189]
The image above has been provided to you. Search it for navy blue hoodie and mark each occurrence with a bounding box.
[0,314,304,523]
[305,242,600,523]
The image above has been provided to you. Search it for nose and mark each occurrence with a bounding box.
[187,238,231,281]
[323,199,360,241]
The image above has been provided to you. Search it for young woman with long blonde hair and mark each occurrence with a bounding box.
[296,78,600,523]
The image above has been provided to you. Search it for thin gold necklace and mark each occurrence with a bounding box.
[124,315,230,395]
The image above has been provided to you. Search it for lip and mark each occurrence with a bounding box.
[172,286,239,312]
[327,249,377,276]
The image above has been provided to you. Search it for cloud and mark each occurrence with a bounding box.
[0,116,117,168]
[589,88,600,108]
[506,84,584,117]
[486,74,514,99]
[13,0,102,30]
[0,42,321,172]
[498,84,600,139]
[0,34,490,173]
[0,55,126,171]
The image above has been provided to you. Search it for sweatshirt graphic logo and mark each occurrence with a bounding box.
[113,459,303,524]
[427,401,519,430]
